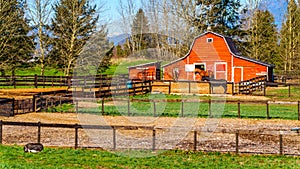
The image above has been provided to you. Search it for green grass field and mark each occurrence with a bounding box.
[57,96,299,120]
[0,145,299,169]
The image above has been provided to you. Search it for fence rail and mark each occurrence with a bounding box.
[0,121,298,155]
[0,74,129,88]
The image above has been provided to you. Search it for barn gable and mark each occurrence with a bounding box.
[162,31,274,82]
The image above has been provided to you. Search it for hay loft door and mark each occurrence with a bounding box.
[214,62,227,80]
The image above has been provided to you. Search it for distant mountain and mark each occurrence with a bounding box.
[108,34,130,46]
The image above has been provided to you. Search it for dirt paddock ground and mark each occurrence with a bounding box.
[1,113,300,154]
[0,88,68,100]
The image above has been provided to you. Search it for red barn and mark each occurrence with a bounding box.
[128,61,161,81]
[162,31,274,82]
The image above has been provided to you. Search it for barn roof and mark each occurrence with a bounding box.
[162,31,275,68]
[128,61,161,69]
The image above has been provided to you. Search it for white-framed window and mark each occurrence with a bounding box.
[214,62,227,80]
[207,38,213,43]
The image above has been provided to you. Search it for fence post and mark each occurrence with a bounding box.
[102,98,105,115]
[12,98,15,116]
[279,134,283,155]
[193,131,197,151]
[189,81,191,93]
[181,100,184,117]
[153,101,156,117]
[263,82,266,96]
[75,124,78,149]
[113,127,116,150]
[208,99,212,117]
[168,81,171,94]
[298,101,300,121]
[235,131,239,154]
[238,100,241,118]
[0,120,2,144]
[37,122,41,143]
[288,84,291,97]
[33,95,36,113]
[127,98,130,116]
[266,101,270,119]
[152,129,156,151]
[232,82,235,95]
[75,100,79,113]
[13,76,16,89]
[34,74,38,88]
[133,82,136,96]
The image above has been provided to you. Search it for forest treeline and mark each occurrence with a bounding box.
[1,0,299,76]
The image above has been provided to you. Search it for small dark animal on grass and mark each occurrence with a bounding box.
[24,143,43,153]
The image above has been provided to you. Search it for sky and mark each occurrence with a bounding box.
[101,0,288,36]
[26,0,288,36]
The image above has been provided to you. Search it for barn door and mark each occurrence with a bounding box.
[215,62,227,80]
[234,67,243,82]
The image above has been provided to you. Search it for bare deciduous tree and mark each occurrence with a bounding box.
[27,0,53,76]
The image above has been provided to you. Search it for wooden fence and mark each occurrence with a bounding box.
[0,80,152,116]
[0,99,14,116]
[69,98,300,120]
[0,121,297,155]
[0,74,129,88]
[151,80,233,95]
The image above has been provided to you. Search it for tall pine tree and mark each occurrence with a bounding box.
[50,0,99,76]
[0,0,34,75]
[130,8,149,52]
[246,10,279,65]
[279,0,300,73]
[196,0,243,35]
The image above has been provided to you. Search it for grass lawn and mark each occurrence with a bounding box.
[0,145,299,169]
[8,65,64,76]
[266,86,300,101]
[57,94,299,120]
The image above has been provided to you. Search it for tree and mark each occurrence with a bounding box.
[246,10,279,65]
[130,8,150,52]
[279,0,300,72]
[195,0,243,35]
[50,0,99,76]
[27,0,53,76]
[0,0,34,75]
[75,28,113,75]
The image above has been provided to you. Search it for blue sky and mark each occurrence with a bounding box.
[26,0,287,35]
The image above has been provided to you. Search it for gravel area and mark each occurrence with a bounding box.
[1,113,300,155]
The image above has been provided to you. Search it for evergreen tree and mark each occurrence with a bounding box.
[246,10,279,65]
[196,0,243,35]
[279,0,300,72]
[130,8,150,52]
[74,27,113,75]
[0,0,34,75]
[50,0,99,76]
